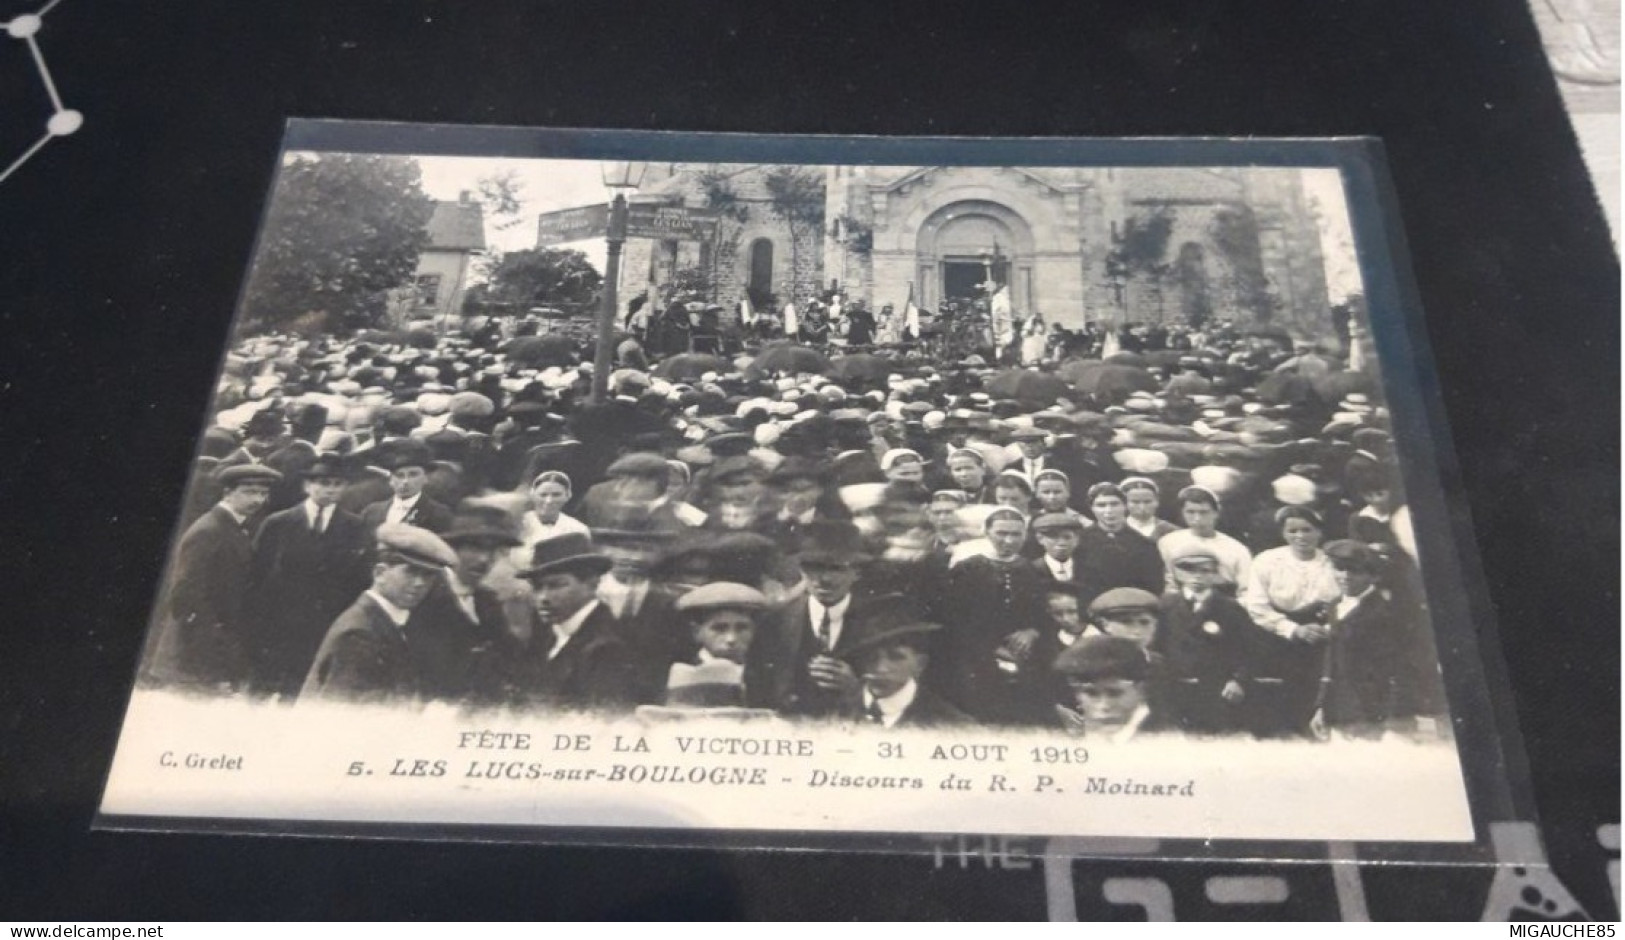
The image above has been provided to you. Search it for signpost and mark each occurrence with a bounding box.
[535,203,720,248]
[625,205,719,241]
[535,203,609,246]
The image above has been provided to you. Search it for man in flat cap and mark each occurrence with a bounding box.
[246,455,371,698]
[300,523,458,705]
[406,502,522,703]
[148,463,283,692]
[507,533,639,712]
[660,581,769,707]
[359,441,454,543]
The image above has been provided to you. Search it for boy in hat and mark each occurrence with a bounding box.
[1310,539,1411,740]
[661,582,769,708]
[359,441,454,541]
[1156,544,1256,737]
[840,596,967,728]
[1030,511,1086,588]
[1087,587,1163,652]
[246,455,371,698]
[1052,634,1172,741]
[407,502,523,703]
[508,533,639,712]
[300,523,459,705]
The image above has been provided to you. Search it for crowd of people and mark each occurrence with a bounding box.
[142,308,1446,743]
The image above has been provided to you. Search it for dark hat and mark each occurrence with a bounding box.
[216,462,283,490]
[841,594,941,661]
[606,452,671,480]
[1324,539,1384,574]
[302,454,351,480]
[519,532,612,580]
[243,408,287,438]
[1088,587,1161,617]
[381,440,434,473]
[1053,634,1151,681]
[795,519,870,565]
[440,503,522,548]
[769,455,831,486]
[710,455,765,486]
[1032,511,1085,533]
[1009,426,1047,442]
[374,522,458,571]
[591,503,679,545]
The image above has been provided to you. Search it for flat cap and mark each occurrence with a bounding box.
[1032,511,1085,533]
[1166,542,1221,569]
[675,581,770,614]
[447,391,495,417]
[606,452,672,479]
[1324,538,1384,574]
[1009,426,1047,442]
[1088,587,1161,616]
[216,463,283,489]
[375,522,458,570]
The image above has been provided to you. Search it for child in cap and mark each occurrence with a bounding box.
[1311,540,1413,740]
[1157,543,1257,737]
[1051,634,1173,741]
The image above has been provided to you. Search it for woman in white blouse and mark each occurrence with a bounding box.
[516,470,590,556]
[1242,505,1342,737]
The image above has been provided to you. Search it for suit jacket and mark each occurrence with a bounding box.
[1074,526,1165,610]
[148,504,257,690]
[1317,590,1409,732]
[405,570,511,703]
[1155,590,1259,735]
[247,503,371,696]
[300,594,421,705]
[745,595,867,718]
[359,494,454,540]
[854,685,971,729]
[514,604,639,712]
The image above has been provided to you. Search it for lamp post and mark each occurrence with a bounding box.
[591,160,647,403]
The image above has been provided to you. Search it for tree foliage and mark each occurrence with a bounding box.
[242,154,436,334]
[473,247,603,312]
[764,165,825,300]
[1209,206,1275,321]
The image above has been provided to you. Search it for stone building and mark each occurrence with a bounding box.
[614,163,1333,339]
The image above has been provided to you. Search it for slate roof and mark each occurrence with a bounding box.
[425,200,486,251]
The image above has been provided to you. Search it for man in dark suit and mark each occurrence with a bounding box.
[406,503,521,704]
[509,533,639,712]
[744,520,869,718]
[300,524,458,705]
[359,441,454,543]
[840,595,968,728]
[1030,511,1087,590]
[247,455,371,698]
[147,463,283,693]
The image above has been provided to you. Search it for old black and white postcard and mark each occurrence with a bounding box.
[97,125,1507,856]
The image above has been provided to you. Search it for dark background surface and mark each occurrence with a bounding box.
[0,0,1616,920]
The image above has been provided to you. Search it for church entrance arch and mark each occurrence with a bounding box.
[914,200,1035,312]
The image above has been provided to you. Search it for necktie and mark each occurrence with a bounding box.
[315,506,329,534]
[816,608,833,651]
[865,698,885,725]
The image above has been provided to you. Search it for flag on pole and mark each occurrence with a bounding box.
[904,282,920,340]
[990,285,1014,348]
[782,301,799,338]
[739,294,755,326]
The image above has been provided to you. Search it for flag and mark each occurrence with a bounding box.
[991,285,1014,347]
[903,282,920,340]
[739,294,755,326]
[782,301,798,337]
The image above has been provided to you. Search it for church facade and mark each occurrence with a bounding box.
[613,163,1334,339]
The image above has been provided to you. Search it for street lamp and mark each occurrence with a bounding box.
[591,160,648,403]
